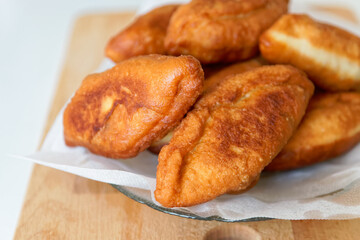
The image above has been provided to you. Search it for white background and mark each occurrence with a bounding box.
[0,0,359,239]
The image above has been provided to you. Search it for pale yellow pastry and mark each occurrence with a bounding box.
[260,14,360,91]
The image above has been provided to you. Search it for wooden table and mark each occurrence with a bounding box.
[14,10,360,240]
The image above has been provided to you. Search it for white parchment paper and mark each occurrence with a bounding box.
[15,0,360,220]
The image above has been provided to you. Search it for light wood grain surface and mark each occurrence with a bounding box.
[14,12,360,240]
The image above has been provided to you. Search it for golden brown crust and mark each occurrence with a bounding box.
[148,58,266,155]
[105,5,179,63]
[155,65,314,207]
[165,0,288,64]
[63,55,204,159]
[260,14,360,91]
[227,174,260,194]
[266,92,360,171]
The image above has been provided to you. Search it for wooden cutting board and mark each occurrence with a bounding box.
[15,10,360,240]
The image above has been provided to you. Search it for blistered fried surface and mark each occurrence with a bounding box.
[148,58,265,154]
[165,0,288,64]
[266,93,360,171]
[105,5,179,63]
[63,55,203,159]
[260,14,360,91]
[155,65,314,207]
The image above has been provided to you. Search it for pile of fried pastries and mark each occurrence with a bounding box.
[63,0,360,207]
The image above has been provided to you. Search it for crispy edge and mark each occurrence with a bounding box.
[266,92,360,171]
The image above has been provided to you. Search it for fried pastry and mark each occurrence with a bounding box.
[63,55,203,159]
[155,65,314,207]
[203,57,267,94]
[266,92,360,171]
[165,0,289,64]
[227,175,260,195]
[105,5,179,63]
[148,58,265,154]
[260,14,360,91]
